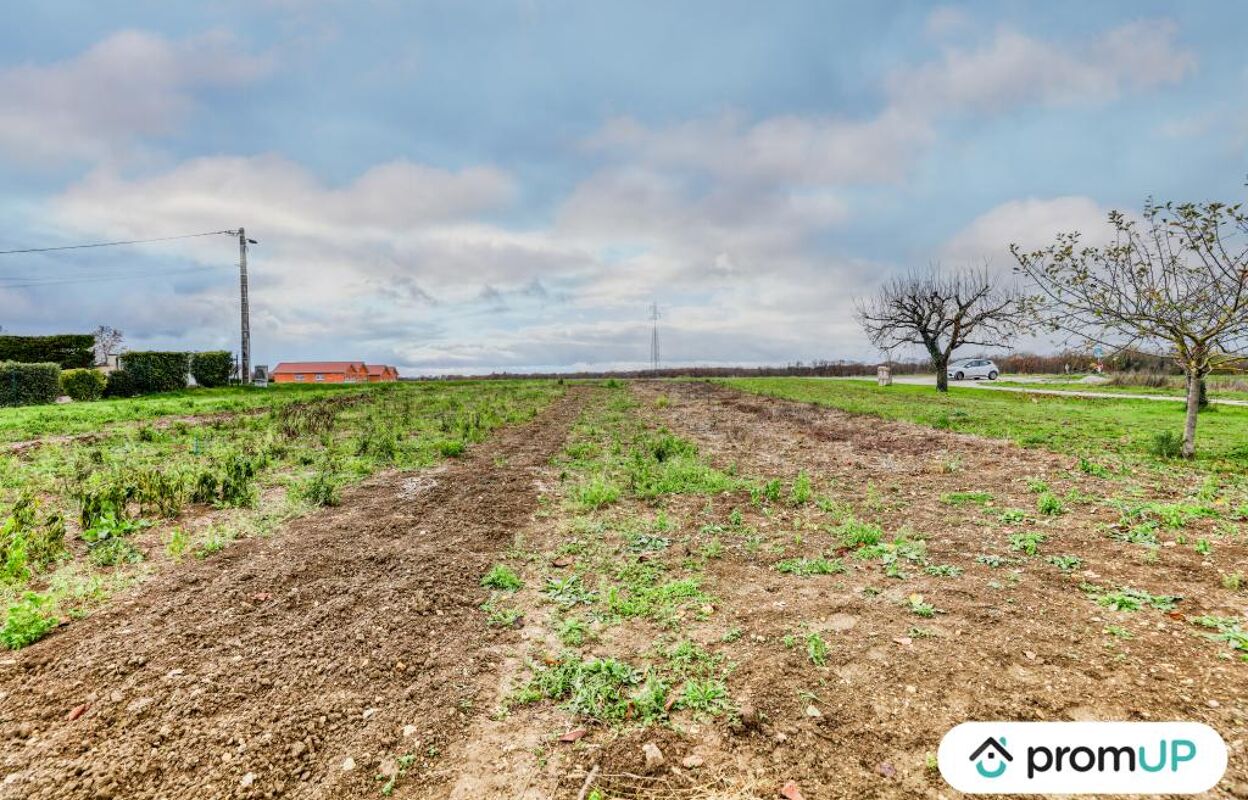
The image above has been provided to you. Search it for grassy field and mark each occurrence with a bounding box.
[0,380,561,648]
[0,383,373,442]
[720,376,1248,472]
[996,374,1248,402]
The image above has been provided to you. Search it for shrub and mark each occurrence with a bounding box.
[0,362,61,406]
[481,564,523,590]
[0,592,57,649]
[0,334,93,368]
[0,494,66,584]
[190,351,233,388]
[297,470,341,507]
[103,369,139,398]
[61,368,106,401]
[119,351,189,394]
[1149,430,1184,459]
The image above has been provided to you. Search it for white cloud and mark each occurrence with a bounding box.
[925,7,974,39]
[889,20,1193,115]
[941,195,1115,266]
[585,20,1192,192]
[0,29,272,164]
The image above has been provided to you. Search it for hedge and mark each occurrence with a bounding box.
[190,351,233,388]
[119,351,189,394]
[0,335,94,369]
[103,370,139,398]
[61,368,106,401]
[0,362,62,407]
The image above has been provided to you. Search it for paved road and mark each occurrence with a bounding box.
[839,374,1248,408]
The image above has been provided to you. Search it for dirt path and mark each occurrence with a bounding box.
[0,387,589,800]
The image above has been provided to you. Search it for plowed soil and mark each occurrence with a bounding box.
[3,380,1246,800]
[0,387,589,800]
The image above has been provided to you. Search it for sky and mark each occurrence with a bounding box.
[0,1,1245,374]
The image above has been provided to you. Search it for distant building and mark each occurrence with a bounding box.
[271,361,368,384]
[365,364,399,382]
[271,361,400,384]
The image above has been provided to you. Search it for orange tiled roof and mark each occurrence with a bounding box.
[272,361,366,375]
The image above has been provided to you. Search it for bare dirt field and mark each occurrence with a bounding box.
[3,380,1245,799]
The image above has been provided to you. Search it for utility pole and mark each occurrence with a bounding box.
[649,301,660,374]
[233,228,255,385]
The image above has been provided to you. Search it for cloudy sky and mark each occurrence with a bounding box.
[0,1,1244,374]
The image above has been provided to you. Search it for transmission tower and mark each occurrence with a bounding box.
[649,301,661,373]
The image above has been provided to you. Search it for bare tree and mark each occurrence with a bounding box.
[92,325,124,366]
[1012,200,1248,458]
[855,266,1022,392]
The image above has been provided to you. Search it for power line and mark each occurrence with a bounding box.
[0,266,214,289]
[0,230,236,256]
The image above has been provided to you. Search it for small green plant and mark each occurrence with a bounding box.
[1192,616,1247,653]
[975,554,1017,568]
[1008,531,1047,556]
[789,471,813,505]
[1222,572,1244,591]
[1194,538,1212,556]
[941,491,993,506]
[195,525,237,558]
[1088,585,1181,612]
[1044,554,1083,573]
[679,677,731,717]
[1026,477,1049,493]
[805,631,829,666]
[543,575,597,607]
[1077,457,1112,478]
[773,556,845,577]
[481,564,522,591]
[298,468,342,507]
[1,592,57,649]
[484,605,523,628]
[1149,430,1183,459]
[835,517,883,548]
[997,508,1029,523]
[437,439,466,457]
[1103,625,1133,639]
[1036,492,1064,516]
[573,476,620,510]
[558,617,590,647]
[924,564,963,577]
[88,537,143,567]
[166,527,189,561]
[906,593,937,618]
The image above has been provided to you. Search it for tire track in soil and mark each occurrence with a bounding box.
[0,386,590,800]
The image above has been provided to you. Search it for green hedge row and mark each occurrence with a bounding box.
[61,368,106,401]
[0,362,61,407]
[0,335,94,369]
[190,351,232,388]
[118,351,190,395]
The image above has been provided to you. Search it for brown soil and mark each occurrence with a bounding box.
[604,380,1247,799]
[4,380,1246,800]
[0,387,590,800]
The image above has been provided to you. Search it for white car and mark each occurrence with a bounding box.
[948,359,999,381]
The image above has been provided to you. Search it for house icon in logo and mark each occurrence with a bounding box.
[969,736,1012,778]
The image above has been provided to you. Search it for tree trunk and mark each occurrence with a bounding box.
[1198,377,1209,411]
[934,355,949,393]
[1182,370,1201,459]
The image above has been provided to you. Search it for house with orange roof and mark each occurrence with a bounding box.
[365,364,399,382]
[271,361,369,384]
